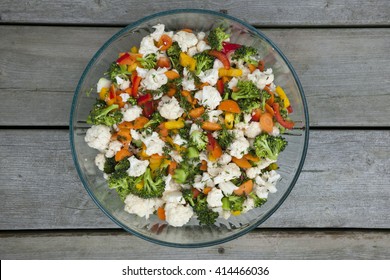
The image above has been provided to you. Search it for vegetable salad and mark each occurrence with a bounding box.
[84,24,294,227]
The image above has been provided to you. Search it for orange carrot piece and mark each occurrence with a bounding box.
[265,103,274,116]
[133,116,149,129]
[264,86,275,105]
[203,187,212,195]
[244,153,260,162]
[260,112,274,133]
[157,207,166,220]
[181,90,194,104]
[210,142,223,159]
[217,100,241,113]
[189,107,205,119]
[234,180,253,196]
[200,160,208,171]
[117,121,133,130]
[231,157,252,169]
[199,82,209,89]
[201,121,222,131]
[157,34,173,51]
[248,63,257,73]
[181,28,193,33]
[165,70,180,80]
[168,161,177,175]
[167,87,176,97]
[115,147,132,162]
[117,129,132,143]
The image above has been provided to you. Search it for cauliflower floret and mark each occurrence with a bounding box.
[207,110,223,123]
[245,122,262,138]
[213,163,241,184]
[182,68,196,91]
[218,153,232,165]
[157,96,184,120]
[227,77,238,89]
[126,156,149,177]
[218,181,238,195]
[119,93,130,102]
[115,76,130,91]
[136,67,148,78]
[138,36,159,55]
[247,69,274,90]
[196,40,211,52]
[163,190,186,205]
[242,198,255,213]
[97,78,111,93]
[141,68,168,90]
[190,123,201,134]
[207,162,223,177]
[124,194,163,219]
[85,125,111,152]
[213,59,224,70]
[263,170,281,185]
[169,150,183,163]
[271,126,280,136]
[130,129,141,141]
[94,153,106,171]
[198,69,219,86]
[246,158,277,179]
[142,132,165,156]
[236,60,251,78]
[206,187,224,207]
[164,174,181,192]
[193,172,214,191]
[172,31,198,52]
[212,206,231,219]
[197,31,206,40]
[164,202,194,227]
[187,46,198,57]
[228,130,250,159]
[194,86,222,110]
[122,105,142,122]
[255,185,269,199]
[173,134,187,146]
[105,140,122,158]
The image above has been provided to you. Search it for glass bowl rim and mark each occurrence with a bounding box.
[69,8,310,248]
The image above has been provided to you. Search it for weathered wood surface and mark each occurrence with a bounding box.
[0,0,389,26]
[0,26,389,127]
[0,129,389,230]
[1,230,389,259]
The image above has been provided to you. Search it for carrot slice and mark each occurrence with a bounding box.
[248,63,257,73]
[157,34,173,51]
[117,129,132,143]
[115,147,132,162]
[158,122,169,137]
[133,116,149,129]
[167,87,176,97]
[157,207,166,220]
[244,153,260,162]
[265,103,274,116]
[203,187,212,195]
[117,121,133,130]
[181,28,193,33]
[189,107,205,119]
[200,160,208,171]
[157,57,171,68]
[165,70,180,80]
[231,157,252,169]
[234,180,253,196]
[199,82,209,89]
[217,100,241,113]
[168,161,177,175]
[260,112,274,133]
[201,122,222,131]
[264,86,275,105]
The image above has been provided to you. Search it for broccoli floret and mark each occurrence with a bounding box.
[103,157,116,174]
[207,27,230,51]
[187,146,200,159]
[193,52,215,75]
[232,45,258,65]
[172,161,200,184]
[130,168,165,199]
[166,42,183,71]
[136,53,157,69]
[189,130,208,151]
[114,157,130,172]
[218,127,235,150]
[108,171,129,190]
[249,192,267,208]
[105,62,131,82]
[172,168,187,184]
[260,90,271,110]
[231,80,261,101]
[221,195,245,211]
[127,96,137,106]
[143,112,164,130]
[237,98,261,113]
[254,134,288,160]
[87,99,122,126]
[183,190,219,225]
[178,122,191,139]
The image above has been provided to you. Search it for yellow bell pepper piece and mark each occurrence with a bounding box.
[130,46,138,53]
[135,181,144,190]
[149,155,164,171]
[231,210,241,216]
[166,136,185,152]
[218,68,242,77]
[164,119,185,130]
[179,52,196,72]
[99,87,109,100]
[139,144,149,159]
[224,113,234,129]
[127,63,138,72]
[275,86,290,108]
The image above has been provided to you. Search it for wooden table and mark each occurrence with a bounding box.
[1,1,389,259]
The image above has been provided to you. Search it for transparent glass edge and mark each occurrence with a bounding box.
[69,8,310,248]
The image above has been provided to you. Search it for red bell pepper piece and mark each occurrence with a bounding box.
[131,75,141,97]
[192,188,201,199]
[116,53,133,65]
[209,50,230,70]
[222,42,241,54]
[109,85,116,100]
[142,101,155,118]
[216,79,224,94]
[251,108,262,122]
[273,103,295,130]
[287,105,293,114]
[137,93,152,106]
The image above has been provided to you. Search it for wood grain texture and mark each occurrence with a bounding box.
[0,129,389,230]
[1,230,389,259]
[0,0,389,26]
[0,26,389,127]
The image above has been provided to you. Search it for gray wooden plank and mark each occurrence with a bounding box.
[1,230,389,259]
[0,0,389,26]
[1,26,389,127]
[0,129,389,230]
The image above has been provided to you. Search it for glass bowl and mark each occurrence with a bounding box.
[70,9,309,247]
